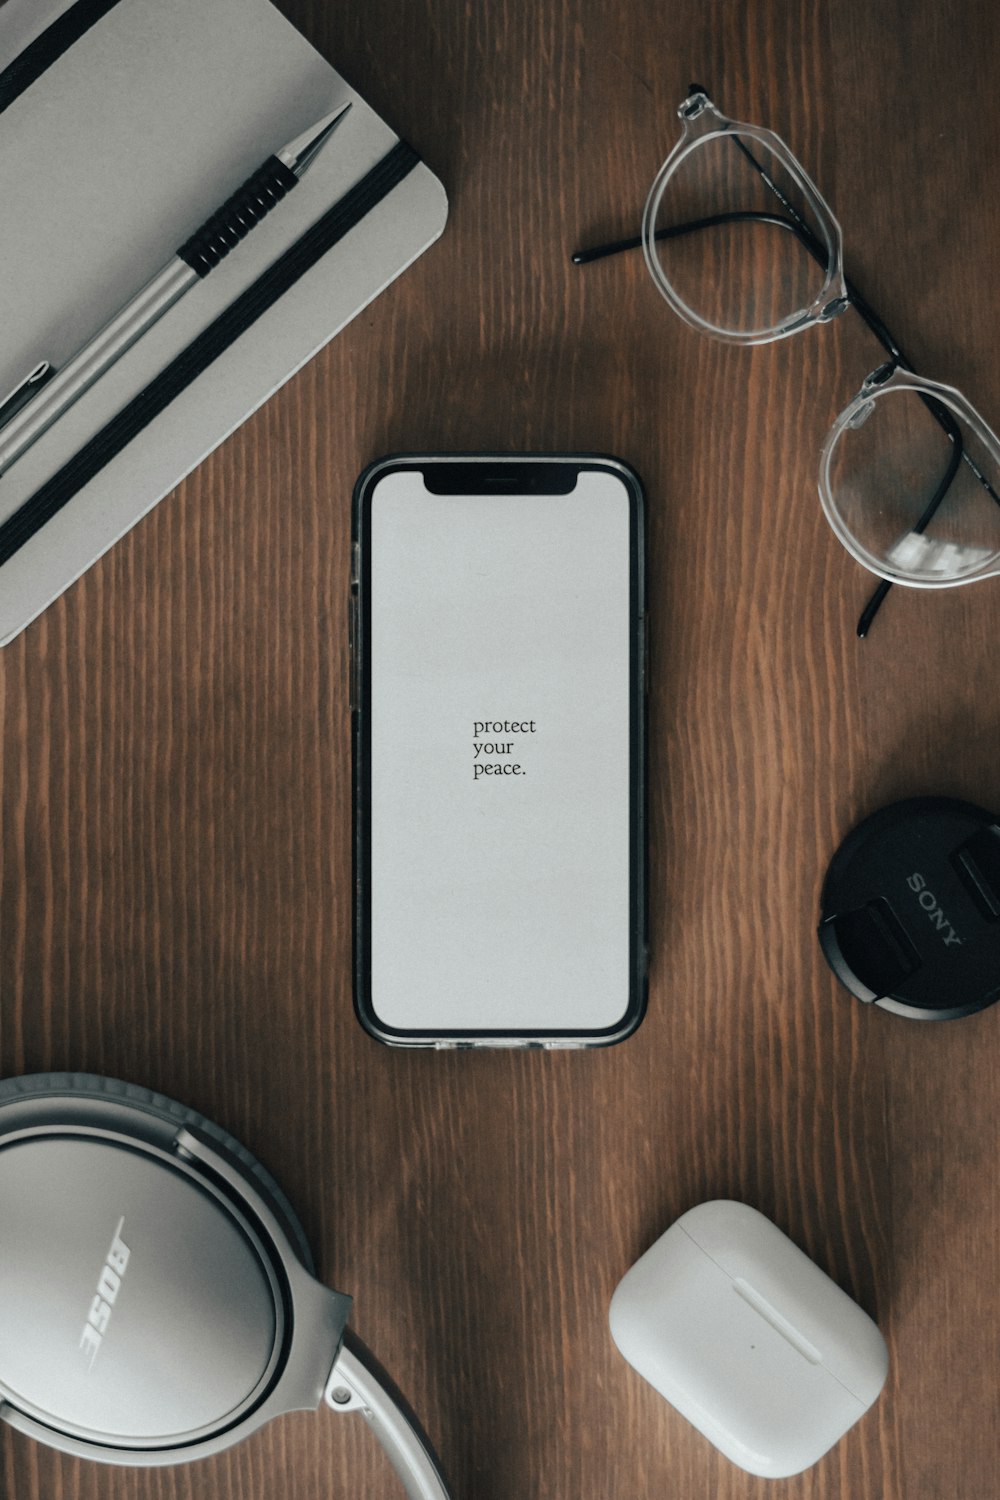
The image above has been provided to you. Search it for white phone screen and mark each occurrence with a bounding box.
[364,464,637,1036]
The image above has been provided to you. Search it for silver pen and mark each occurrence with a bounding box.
[0,102,351,479]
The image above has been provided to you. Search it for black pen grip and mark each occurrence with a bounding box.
[177,155,299,277]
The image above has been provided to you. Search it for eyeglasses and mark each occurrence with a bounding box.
[573,87,1000,637]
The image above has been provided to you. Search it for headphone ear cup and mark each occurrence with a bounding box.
[0,1071,314,1270]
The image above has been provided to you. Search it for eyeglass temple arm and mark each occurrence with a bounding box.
[573,209,820,266]
[726,133,926,372]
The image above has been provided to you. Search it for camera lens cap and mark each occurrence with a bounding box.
[818,796,1000,1020]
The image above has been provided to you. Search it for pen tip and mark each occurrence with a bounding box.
[279,101,352,178]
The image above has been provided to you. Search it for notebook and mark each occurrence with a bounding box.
[0,0,448,644]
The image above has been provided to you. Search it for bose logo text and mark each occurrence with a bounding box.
[79,1217,130,1369]
[906,873,963,947]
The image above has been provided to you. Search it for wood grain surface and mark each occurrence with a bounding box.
[3,1,1000,1497]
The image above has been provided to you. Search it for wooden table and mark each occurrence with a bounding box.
[3,1,1000,1496]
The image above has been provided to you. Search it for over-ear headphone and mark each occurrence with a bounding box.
[0,1072,450,1499]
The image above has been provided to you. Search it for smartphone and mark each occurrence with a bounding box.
[350,454,646,1047]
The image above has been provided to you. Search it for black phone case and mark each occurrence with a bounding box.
[350,452,648,1048]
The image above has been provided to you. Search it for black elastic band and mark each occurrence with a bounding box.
[0,0,123,114]
[0,139,420,566]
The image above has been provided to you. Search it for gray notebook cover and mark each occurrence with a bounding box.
[0,0,447,645]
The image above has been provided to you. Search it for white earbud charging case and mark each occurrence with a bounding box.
[609,1200,889,1478]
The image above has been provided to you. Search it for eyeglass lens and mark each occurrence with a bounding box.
[645,131,833,341]
[825,387,1000,584]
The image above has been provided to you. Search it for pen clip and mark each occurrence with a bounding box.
[0,361,56,431]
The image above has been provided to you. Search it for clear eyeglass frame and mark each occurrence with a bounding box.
[574,89,1000,635]
[642,94,848,345]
